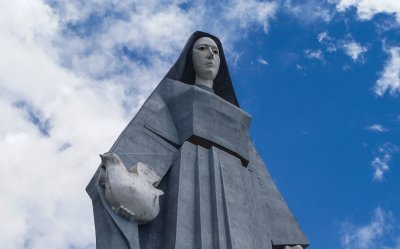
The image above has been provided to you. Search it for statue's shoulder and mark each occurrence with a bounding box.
[156,78,192,100]
[128,78,186,125]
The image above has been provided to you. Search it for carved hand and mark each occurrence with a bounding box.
[115,205,135,220]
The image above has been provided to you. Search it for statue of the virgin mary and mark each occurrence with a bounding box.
[87,31,309,249]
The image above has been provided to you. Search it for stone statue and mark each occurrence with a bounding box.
[87,31,309,249]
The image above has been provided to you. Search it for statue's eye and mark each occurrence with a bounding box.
[213,49,219,54]
[198,46,205,51]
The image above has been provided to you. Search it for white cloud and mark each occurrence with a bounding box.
[374,18,400,33]
[284,0,335,23]
[257,56,269,65]
[225,0,278,33]
[317,32,338,53]
[342,40,368,62]
[371,143,399,181]
[0,2,130,248]
[371,156,390,181]
[341,207,392,249]
[366,124,389,132]
[0,0,281,248]
[317,32,367,62]
[336,0,400,23]
[318,32,329,43]
[375,47,400,96]
[304,49,324,61]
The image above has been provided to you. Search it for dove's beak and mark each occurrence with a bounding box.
[99,154,106,161]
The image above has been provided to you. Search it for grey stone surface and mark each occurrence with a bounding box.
[87,31,309,249]
[284,246,303,249]
[165,82,251,166]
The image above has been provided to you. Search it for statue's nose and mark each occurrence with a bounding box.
[207,47,214,59]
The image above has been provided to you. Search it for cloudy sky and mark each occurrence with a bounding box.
[0,0,399,248]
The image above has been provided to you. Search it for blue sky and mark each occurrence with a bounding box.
[233,4,400,249]
[0,0,399,248]
[235,7,400,249]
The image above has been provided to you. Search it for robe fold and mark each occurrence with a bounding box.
[87,78,309,249]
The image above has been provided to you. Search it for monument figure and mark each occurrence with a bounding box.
[87,31,309,249]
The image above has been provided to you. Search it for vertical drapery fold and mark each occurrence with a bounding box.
[87,31,309,249]
[163,142,273,249]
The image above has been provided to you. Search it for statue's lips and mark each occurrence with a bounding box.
[204,62,215,68]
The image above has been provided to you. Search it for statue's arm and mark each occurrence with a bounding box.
[91,87,180,222]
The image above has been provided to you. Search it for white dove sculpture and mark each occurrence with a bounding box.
[99,152,164,224]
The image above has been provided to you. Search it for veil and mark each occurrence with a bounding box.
[165,31,240,107]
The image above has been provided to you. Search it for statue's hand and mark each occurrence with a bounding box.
[115,205,135,220]
[284,245,303,249]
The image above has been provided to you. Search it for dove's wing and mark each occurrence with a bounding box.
[134,162,162,185]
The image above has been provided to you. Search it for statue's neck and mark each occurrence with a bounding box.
[195,76,213,89]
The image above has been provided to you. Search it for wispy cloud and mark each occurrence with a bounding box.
[336,0,400,24]
[371,143,399,181]
[317,32,368,62]
[304,49,325,61]
[342,40,368,62]
[317,32,338,52]
[257,56,268,65]
[375,46,400,97]
[340,207,393,249]
[366,124,389,132]
[318,32,329,43]
[284,0,335,23]
[0,0,283,248]
[225,0,278,33]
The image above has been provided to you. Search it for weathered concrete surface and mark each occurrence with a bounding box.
[86,31,309,249]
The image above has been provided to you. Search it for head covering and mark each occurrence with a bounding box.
[165,31,240,107]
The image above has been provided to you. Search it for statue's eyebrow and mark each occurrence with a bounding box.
[194,43,218,49]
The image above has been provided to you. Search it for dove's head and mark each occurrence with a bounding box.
[99,152,122,167]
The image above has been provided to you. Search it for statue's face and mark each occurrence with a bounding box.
[192,37,220,81]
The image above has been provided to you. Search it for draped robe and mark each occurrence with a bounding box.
[86,78,309,249]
